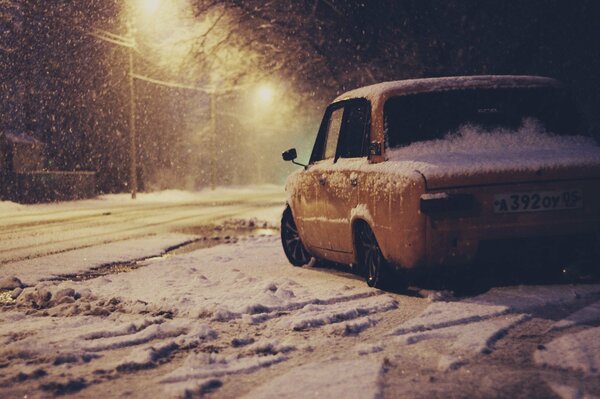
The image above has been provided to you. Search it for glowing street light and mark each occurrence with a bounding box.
[137,0,161,16]
[256,84,275,105]
[92,0,198,198]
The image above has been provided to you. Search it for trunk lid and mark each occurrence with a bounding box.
[420,163,600,190]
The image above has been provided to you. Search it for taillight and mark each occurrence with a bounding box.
[420,193,475,214]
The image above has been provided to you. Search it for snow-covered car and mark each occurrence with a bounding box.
[281,75,600,288]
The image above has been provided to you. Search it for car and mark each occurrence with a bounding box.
[281,75,600,288]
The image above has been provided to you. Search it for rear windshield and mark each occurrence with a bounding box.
[384,87,582,148]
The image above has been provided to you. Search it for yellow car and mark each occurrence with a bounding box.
[281,76,600,288]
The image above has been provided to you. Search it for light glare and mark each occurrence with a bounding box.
[256,84,274,104]
[140,0,161,15]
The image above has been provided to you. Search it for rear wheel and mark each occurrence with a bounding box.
[281,208,311,266]
[356,223,389,288]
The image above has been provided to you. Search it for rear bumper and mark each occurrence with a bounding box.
[422,174,600,267]
[475,233,599,266]
[425,217,600,266]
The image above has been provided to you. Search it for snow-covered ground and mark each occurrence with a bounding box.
[0,185,285,266]
[2,238,600,398]
[1,187,600,398]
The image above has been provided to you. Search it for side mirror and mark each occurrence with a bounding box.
[282,148,297,161]
[282,147,307,169]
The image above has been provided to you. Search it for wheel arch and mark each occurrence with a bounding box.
[281,203,312,266]
[351,218,372,264]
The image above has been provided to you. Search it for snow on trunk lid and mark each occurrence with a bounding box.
[385,119,600,190]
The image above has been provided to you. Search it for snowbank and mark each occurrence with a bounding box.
[0,200,24,212]
[0,185,284,217]
[98,184,284,204]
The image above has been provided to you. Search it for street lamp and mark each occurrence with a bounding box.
[139,0,161,15]
[256,83,275,105]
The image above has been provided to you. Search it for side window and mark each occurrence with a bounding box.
[337,101,370,159]
[323,108,344,159]
[309,99,370,164]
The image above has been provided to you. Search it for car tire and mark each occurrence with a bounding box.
[356,223,389,288]
[281,207,311,266]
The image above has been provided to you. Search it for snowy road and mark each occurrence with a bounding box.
[0,186,285,268]
[1,187,600,399]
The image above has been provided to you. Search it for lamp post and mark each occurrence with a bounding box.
[126,0,161,199]
[94,0,215,197]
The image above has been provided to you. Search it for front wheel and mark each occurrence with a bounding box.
[356,224,389,288]
[281,208,311,266]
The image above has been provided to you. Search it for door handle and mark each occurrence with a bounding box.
[350,177,358,187]
[319,176,327,186]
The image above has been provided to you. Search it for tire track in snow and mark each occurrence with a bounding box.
[275,294,398,331]
[237,290,389,325]
[549,299,600,332]
[240,359,384,399]
[381,285,600,374]
[0,203,275,264]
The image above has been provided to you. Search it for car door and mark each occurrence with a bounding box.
[295,105,344,253]
[322,99,371,254]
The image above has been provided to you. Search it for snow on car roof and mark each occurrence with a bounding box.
[333,75,563,103]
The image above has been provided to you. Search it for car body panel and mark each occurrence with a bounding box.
[424,173,600,265]
[285,75,600,272]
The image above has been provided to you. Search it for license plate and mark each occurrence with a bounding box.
[493,190,583,213]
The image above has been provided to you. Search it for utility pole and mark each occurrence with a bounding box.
[209,91,216,190]
[127,20,137,199]
[89,22,254,195]
[88,25,138,199]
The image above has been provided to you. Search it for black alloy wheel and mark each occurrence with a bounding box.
[281,208,311,266]
[356,224,388,288]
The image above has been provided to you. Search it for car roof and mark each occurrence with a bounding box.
[333,75,563,103]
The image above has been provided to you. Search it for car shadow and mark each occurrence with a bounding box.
[405,259,600,298]
[305,255,599,299]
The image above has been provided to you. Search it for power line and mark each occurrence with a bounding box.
[93,28,127,41]
[87,26,210,93]
[90,30,133,48]
[131,72,209,92]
